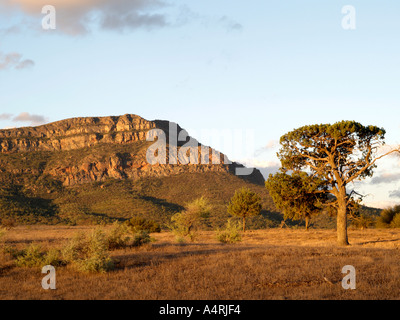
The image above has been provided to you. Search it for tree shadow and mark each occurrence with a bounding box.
[357,238,400,246]
[112,244,258,271]
[0,186,60,223]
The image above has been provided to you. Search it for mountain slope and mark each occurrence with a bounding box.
[0,114,278,227]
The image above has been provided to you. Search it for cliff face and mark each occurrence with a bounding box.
[0,114,154,153]
[0,114,265,186]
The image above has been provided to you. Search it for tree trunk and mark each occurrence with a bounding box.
[337,190,349,246]
[305,216,310,231]
[243,217,246,232]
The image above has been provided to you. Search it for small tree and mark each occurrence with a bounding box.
[227,187,262,232]
[171,197,211,241]
[266,171,328,230]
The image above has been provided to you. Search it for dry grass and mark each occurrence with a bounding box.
[1,226,400,300]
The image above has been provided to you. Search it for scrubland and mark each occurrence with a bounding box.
[1,226,400,300]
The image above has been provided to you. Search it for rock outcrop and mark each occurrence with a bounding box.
[0,114,153,153]
[0,114,265,186]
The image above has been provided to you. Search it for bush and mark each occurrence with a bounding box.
[14,244,63,268]
[126,217,161,233]
[376,205,400,228]
[62,232,88,262]
[106,222,132,250]
[391,213,400,228]
[132,231,151,247]
[351,214,374,229]
[62,229,114,273]
[216,219,242,244]
[171,197,211,241]
[15,244,45,268]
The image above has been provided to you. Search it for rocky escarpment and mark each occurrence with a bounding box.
[0,114,154,153]
[0,114,265,186]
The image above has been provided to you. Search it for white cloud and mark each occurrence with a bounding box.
[363,199,400,210]
[0,113,13,120]
[1,1,244,35]
[389,190,400,199]
[237,158,281,179]
[254,140,279,156]
[1,0,170,35]
[0,52,34,70]
[371,172,400,185]
[12,112,48,126]
[0,112,48,126]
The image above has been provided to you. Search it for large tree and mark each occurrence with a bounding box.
[273,120,398,245]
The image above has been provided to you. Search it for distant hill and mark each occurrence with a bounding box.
[0,114,278,228]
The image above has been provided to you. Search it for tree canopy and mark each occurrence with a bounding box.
[265,171,328,230]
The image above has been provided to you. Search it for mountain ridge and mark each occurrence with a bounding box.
[0,114,265,186]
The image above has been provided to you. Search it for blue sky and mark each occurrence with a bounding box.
[0,0,399,208]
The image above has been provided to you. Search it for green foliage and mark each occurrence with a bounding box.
[0,183,60,225]
[7,244,63,268]
[277,121,388,192]
[171,196,212,241]
[266,171,327,227]
[278,121,386,180]
[126,217,161,233]
[132,230,151,247]
[227,188,262,232]
[376,205,400,228]
[350,213,374,229]
[391,214,400,228]
[216,219,242,244]
[43,248,64,266]
[14,244,63,268]
[15,244,45,268]
[62,229,114,273]
[106,222,132,250]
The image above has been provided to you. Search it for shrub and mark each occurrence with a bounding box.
[126,217,161,233]
[171,197,211,241]
[15,244,45,268]
[43,248,64,267]
[351,214,374,229]
[216,219,242,244]
[391,213,400,228]
[62,232,87,262]
[14,244,63,268]
[62,229,114,273]
[376,205,400,228]
[132,230,151,247]
[106,222,132,250]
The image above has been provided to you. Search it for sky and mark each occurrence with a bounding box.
[0,0,399,208]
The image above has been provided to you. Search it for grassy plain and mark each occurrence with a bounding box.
[1,226,400,300]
